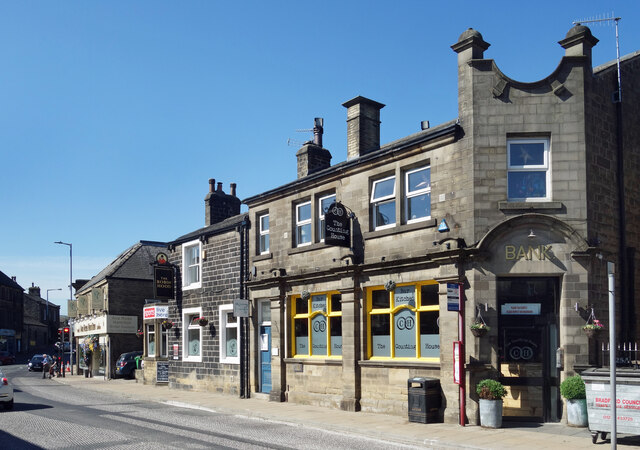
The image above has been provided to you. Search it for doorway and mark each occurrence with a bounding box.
[497,277,560,422]
[258,300,272,394]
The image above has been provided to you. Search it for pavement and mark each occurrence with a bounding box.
[52,372,640,449]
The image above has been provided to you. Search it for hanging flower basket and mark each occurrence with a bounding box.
[162,320,173,330]
[196,317,208,327]
[471,327,488,338]
[583,312,603,339]
[583,326,602,339]
[136,329,143,337]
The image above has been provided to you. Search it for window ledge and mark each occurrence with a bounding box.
[284,357,342,366]
[253,253,273,262]
[287,242,330,256]
[363,218,438,241]
[359,360,440,369]
[499,201,563,211]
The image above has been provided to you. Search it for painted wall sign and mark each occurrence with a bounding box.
[324,202,351,247]
[154,266,174,299]
[505,245,553,261]
[501,303,541,315]
[447,283,460,311]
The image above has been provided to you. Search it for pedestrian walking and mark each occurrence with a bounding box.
[42,354,50,379]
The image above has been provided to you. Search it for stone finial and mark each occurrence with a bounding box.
[451,28,490,62]
[558,24,599,59]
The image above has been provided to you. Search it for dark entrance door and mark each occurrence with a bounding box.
[498,277,560,422]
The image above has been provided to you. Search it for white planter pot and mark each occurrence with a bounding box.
[479,399,503,428]
[566,398,588,427]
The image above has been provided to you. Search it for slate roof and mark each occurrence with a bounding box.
[170,213,249,246]
[0,270,23,291]
[76,241,167,295]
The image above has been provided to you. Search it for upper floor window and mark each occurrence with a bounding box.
[318,194,336,242]
[371,175,396,230]
[258,213,270,254]
[507,138,550,201]
[295,201,312,247]
[405,166,431,223]
[182,240,201,290]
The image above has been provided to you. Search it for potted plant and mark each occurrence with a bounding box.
[560,375,588,427]
[470,322,490,337]
[161,320,173,330]
[476,379,507,428]
[583,319,603,338]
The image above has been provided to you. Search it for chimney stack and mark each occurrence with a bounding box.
[205,179,241,226]
[296,117,332,179]
[342,96,385,160]
[29,284,41,297]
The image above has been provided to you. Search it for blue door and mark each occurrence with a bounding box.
[260,325,272,393]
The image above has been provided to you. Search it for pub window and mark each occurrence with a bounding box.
[220,304,239,364]
[258,213,269,254]
[146,324,155,357]
[367,282,439,361]
[182,307,202,362]
[295,201,312,247]
[291,291,342,357]
[318,193,336,242]
[182,240,202,290]
[371,175,396,230]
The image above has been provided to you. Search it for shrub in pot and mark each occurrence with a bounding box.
[476,379,507,428]
[560,375,588,427]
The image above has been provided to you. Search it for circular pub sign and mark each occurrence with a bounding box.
[156,252,168,265]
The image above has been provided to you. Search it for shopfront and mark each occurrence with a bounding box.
[141,303,170,384]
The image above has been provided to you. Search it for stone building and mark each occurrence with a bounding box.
[165,180,249,395]
[23,284,60,355]
[243,25,640,425]
[69,240,167,377]
[0,271,23,355]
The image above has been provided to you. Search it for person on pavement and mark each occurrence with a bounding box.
[42,354,51,379]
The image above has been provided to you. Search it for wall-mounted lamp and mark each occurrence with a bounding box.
[528,229,537,239]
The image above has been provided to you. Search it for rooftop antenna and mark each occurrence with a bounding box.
[573,13,622,102]
[287,117,324,147]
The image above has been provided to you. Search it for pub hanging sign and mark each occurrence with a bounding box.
[154,266,174,299]
[324,202,351,248]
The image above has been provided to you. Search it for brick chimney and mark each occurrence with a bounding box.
[29,283,41,297]
[296,118,332,178]
[342,96,385,160]
[205,179,241,226]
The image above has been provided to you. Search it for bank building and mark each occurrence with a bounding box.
[242,25,640,424]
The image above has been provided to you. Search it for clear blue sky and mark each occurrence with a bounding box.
[1,1,638,315]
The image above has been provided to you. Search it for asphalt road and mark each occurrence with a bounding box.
[1,364,422,450]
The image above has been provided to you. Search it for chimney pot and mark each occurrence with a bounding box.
[209,179,215,192]
[230,183,237,197]
[217,182,223,192]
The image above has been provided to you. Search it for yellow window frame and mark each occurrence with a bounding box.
[367,281,439,362]
[291,290,342,358]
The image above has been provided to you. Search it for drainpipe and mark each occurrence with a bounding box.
[238,217,250,399]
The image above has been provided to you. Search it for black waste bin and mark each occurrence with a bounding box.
[408,377,441,423]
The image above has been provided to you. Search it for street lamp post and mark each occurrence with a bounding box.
[55,241,73,376]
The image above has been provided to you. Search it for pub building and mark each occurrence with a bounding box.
[243,25,640,424]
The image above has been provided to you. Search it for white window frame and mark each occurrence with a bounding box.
[181,240,202,290]
[295,201,312,247]
[318,194,336,242]
[182,307,203,362]
[146,323,156,357]
[404,166,431,224]
[507,138,551,202]
[219,304,240,364]
[371,175,396,230]
[160,325,168,358]
[258,213,270,254]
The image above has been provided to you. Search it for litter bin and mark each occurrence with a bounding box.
[408,377,441,423]
[583,367,640,443]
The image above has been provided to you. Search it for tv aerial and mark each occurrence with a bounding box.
[287,118,324,147]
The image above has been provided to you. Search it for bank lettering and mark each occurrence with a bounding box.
[505,245,552,261]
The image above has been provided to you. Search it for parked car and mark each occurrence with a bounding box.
[27,354,45,372]
[0,369,14,410]
[114,351,143,379]
[0,351,15,365]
